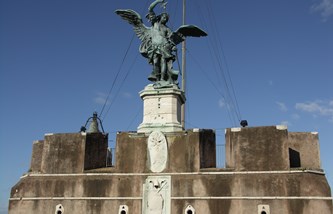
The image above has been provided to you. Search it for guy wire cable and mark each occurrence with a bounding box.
[99,0,151,120]
[193,0,242,126]
[99,34,135,118]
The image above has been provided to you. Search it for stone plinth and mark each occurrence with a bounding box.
[137,84,185,133]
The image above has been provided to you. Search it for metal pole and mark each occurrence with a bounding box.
[181,0,186,129]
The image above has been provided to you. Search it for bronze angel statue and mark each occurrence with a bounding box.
[115,0,207,88]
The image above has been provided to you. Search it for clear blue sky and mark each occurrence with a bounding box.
[1,0,332,213]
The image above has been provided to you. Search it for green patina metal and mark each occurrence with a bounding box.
[115,0,207,88]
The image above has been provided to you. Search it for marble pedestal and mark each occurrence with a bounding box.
[137,84,185,133]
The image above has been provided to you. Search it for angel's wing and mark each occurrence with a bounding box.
[115,9,150,42]
[170,25,207,46]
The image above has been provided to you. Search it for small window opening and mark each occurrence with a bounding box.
[261,212,267,214]
[185,205,195,214]
[118,205,128,214]
[55,204,64,214]
[289,148,301,168]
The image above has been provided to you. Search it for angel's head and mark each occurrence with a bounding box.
[146,12,155,22]
[159,13,169,24]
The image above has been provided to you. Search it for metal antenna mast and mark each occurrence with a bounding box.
[181,0,186,129]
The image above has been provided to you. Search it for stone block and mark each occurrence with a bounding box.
[288,132,321,169]
[30,140,44,172]
[115,132,148,173]
[225,126,289,171]
[84,133,108,170]
[40,133,86,173]
[40,132,107,174]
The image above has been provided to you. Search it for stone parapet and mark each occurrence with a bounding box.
[225,126,290,171]
[10,125,332,214]
[30,132,108,174]
[30,140,44,173]
[288,132,321,169]
[225,125,323,172]
[115,129,216,173]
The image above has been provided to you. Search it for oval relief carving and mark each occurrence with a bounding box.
[148,131,168,172]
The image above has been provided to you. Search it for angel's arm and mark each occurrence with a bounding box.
[148,0,164,12]
[146,0,164,23]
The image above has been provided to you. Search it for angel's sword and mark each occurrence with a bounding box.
[181,0,186,130]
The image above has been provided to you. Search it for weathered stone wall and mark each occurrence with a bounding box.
[84,133,108,170]
[40,133,86,173]
[225,126,290,171]
[225,126,323,172]
[288,132,321,169]
[115,132,147,173]
[30,133,107,174]
[172,199,333,214]
[10,198,332,214]
[9,172,332,213]
[199,129,216,168]
[115,129,216,173]
[30,140,44,172]
[9,126,333,213]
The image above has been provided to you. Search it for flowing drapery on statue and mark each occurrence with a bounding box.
[115,0,207,88]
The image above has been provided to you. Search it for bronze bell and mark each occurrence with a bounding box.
[87,112,100,133]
